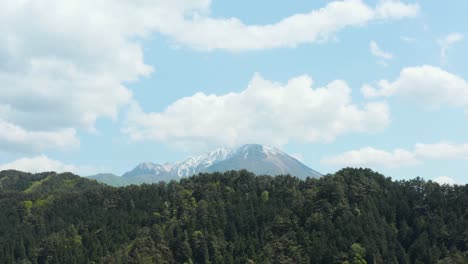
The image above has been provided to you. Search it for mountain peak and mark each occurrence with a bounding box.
[136,162,159,170]
[123,161,167,178]
[236,144,282,156]
[201,144,321,178]
[121,144,321,181]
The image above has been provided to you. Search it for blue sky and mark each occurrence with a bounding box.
[0,0,467,184]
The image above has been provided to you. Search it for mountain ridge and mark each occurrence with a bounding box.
[90,144,321,186]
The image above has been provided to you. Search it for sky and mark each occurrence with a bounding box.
[0,0,467,185]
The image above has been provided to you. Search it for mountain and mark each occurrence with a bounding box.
[170,147,235,177]
[122,162,173,178]
[203,144,321,178]
[120,144,320,184]
[88,173,130,187]
[90,144,321,186]
[88,172,172,187]
[120,162,175,183]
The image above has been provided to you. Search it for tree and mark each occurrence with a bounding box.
[350,243,367,264]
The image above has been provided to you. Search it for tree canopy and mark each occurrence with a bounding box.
[0,168,466,263]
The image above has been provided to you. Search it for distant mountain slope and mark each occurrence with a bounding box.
[122,163,173,178]
[97,144,321,186]
[88,172,175,187]
[204,144,321,178]
[170,147,236,177]
[88,173,130,187]
[89,144,321,186]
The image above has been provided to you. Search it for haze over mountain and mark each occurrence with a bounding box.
[89,144,321,186]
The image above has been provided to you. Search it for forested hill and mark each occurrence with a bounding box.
[0,169,466,263]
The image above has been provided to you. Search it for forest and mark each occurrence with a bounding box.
[0,168,466,263]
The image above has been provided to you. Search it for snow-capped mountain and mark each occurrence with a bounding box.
[122,162,172,178]
[121,144,321,182]
[171,147,235,177]
[204,144,321,178]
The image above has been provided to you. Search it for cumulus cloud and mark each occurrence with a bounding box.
[159,0,420,51]
[414,142,468,160]
[370,41,393,60]
[321,147,418,168]
[0,120,79,154]
[0,59,133,131]
[0,0,158,153]
[322,141,468,169]
[438,33,464,62]
[0,0,420,153]
[0,155,96,175]
[361,66,468,113]
[124,74,390,150]
[374,0,420,19]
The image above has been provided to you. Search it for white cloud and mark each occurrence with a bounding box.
[433,176,456,185]
[370,41,393,60]
[0,0,420,153]
[438,33,464,62]
[0,0,160,153]
[159,0,419,51]
[374,0,420,19]
[414,142,468,160]
[361,66,468,113]
[0,119,79,154]
[322,141,468,169]
[321,147,418,168]
[0,59,133,131]
[0,155,96,175]
[124,74,390,150]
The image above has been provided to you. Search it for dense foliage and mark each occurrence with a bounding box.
[0,168,466,263]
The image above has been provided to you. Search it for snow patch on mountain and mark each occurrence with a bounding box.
[123,144,322,180]
[171,147,235,177]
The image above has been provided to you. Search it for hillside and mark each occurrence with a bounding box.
[88,173,132,187]
[0,168,467,263]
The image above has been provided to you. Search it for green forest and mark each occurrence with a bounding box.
[0,168,466,263]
